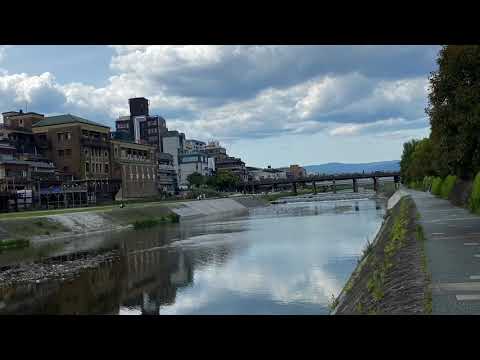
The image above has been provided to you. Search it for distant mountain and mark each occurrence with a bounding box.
[304,160,400,175]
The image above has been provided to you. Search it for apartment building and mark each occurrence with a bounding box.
[162,130,185,184]
[1,110,44,156]
[215,156,247,181]
[204,140,227,161]
[184,139,206,154]
[178,152,213,187]
[110,139,158,199]
[247,166,287,181]
[115,98,168,151]
[157,152,177,194]
[32,114,112,180]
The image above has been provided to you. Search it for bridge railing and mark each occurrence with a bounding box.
[241,171,399,185]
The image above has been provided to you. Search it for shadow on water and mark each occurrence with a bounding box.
[0,197,386,315]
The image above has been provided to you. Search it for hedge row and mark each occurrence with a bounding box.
[411,172,480,215]
[469,172,480,214]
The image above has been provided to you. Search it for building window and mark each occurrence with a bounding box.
[86,162,90,173]
[65,149,72,157]
[66,132,71,140]
[84,148,89,156]
[104,163,109,174]
[58,150,64,157]
[104,151,108,158]
[57,133,63,143]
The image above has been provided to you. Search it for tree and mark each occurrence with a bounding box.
[215,170,240,191]
[427,45,480,179]
[406,138,436,181]
[187,172,204,188]
[400,139,419,183]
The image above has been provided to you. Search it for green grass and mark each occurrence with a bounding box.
[0,238,30,251]
[0,198,196,221]
[469,171,480,214]
[416,222,432,314]
[0,218,69,239]
[328,294,339,311]
[440,175,457,199]
[366,198,409,304]
[131,213,180,230]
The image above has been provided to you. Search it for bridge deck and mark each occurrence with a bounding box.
[243,171,400,186]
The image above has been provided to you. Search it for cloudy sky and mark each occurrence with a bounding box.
[0,45,439,167]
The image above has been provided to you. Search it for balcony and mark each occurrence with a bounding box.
[158,164,175,172]
[81,137,110,149]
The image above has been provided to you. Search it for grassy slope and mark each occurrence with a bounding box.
[333,197,430,314]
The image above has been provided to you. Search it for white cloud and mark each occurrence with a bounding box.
[0,46,438,146]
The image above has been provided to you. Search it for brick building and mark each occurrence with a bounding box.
[110,139,158,199]
[32,114,111,180]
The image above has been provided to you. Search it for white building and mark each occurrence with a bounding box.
[178,152,214,188]
[184,139,206,154]
[162,131,185,184]
[248,167,287,181]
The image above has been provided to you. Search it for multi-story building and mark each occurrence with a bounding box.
[115,98,168,151]
[247,166,287,181]
[178,152,214,188]
[32,114,112,180]
[204,140,227,161]
[109,139,158,199]
[157,152,177,195]
[1,110,45,156]
[162,130,185,184]
[215,156,247,181]
[184,139,206,154]
[286,164,307,179]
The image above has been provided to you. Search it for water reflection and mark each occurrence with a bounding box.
[0,198,385,315]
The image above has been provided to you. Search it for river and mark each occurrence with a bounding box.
[0,195,385,314]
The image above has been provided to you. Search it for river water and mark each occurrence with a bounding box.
[0,196,385,315]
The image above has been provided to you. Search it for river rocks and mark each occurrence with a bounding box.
[0,251,119,287]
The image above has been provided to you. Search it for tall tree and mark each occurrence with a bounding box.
[427,45,480,179]
[407,138,435,181]
[400,139,419,183]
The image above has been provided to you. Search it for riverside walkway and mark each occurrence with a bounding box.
[407,189,480,314]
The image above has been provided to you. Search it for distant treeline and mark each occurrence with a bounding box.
[400,45,480,209]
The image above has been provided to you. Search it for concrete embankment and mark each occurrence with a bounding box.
[170,196,268,219]
[0,196,268,243]
[332,190,430,314]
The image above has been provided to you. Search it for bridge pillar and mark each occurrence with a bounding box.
[332,179,336,194]
[313,181,317,194]
[373,177,378,192]
[293,182,298,195]
[353,178,358,193]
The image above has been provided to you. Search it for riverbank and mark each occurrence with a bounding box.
[0,196,269,245]
[332,191,431,314]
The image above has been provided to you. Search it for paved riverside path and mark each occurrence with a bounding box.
[406,189,480,314]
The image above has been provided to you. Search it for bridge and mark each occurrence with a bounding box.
[239,171,401,194]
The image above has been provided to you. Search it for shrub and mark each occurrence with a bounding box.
[440,175,457,199]
[431,177,443,196]
[469,172,480,213]
[423,176,433,192]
